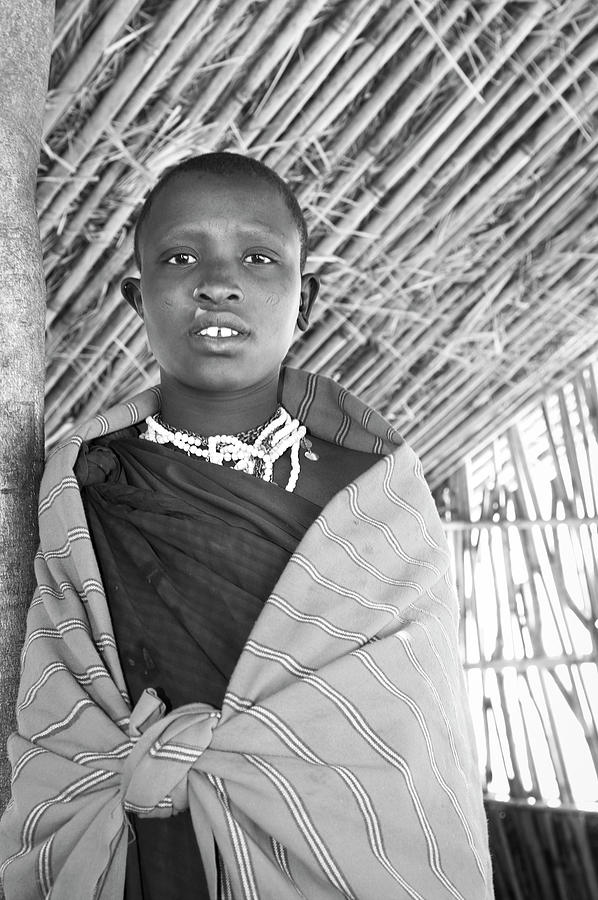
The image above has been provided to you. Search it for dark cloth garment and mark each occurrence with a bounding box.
[76,427,321,900]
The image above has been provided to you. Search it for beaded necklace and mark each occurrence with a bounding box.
[141,405,317,492]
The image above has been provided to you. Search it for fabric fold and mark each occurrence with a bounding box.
[122,689,220,817]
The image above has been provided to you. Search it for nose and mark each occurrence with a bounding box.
[192,276,244,306]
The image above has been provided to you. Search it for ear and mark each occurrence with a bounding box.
[297,273,319,332]
[121,277,143,318]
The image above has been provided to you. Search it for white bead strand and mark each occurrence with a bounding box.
[141,406,310,493]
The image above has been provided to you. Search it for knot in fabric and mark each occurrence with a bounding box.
[121,688,220,818]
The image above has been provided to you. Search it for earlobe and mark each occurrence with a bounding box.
[121,277,143,318]
[297,273,319,332]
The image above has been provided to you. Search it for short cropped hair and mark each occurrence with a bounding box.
[133,152,308,270]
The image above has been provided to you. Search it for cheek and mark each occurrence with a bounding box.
[261,276,300,316]
[142,310,177,358]
[268,306,300,352]
[142,293,179,330]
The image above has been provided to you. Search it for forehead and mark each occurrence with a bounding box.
[143,171,298,240]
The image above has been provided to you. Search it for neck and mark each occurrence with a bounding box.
[158,371,282,436]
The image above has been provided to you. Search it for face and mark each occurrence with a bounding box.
[124,172,318,395]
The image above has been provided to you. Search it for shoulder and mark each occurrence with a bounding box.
[281,367,402,455]
[74,426,140,487]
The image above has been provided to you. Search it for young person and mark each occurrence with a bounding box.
[0,153,493,899]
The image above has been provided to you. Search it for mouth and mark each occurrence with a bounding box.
[195,325,240,338]
[189,321,248,353]
[190,314,248,342]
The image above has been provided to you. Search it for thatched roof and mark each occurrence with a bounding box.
[42,0,598,486]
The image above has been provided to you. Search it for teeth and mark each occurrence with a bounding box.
[199,326,239,337]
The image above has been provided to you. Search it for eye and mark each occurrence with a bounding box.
[244,252,274,265]
[165,252,196,266]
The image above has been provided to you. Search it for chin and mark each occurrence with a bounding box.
[160,357,284,395]
[176,371,267,394]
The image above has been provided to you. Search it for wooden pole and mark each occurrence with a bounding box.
[0,0,54,831]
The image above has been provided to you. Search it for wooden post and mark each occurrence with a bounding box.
[0,0,55,827]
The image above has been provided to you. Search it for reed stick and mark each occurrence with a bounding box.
[38,0,204,219]
[44,0,144,138]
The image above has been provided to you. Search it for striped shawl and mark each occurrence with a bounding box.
[0,368,493,899]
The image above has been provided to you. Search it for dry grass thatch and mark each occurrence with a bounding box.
[41,0,598,486]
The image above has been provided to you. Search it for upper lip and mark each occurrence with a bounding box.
[190,312,248,335]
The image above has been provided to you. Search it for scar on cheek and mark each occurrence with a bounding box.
[265,293,281,306]
[161,297,174,308]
